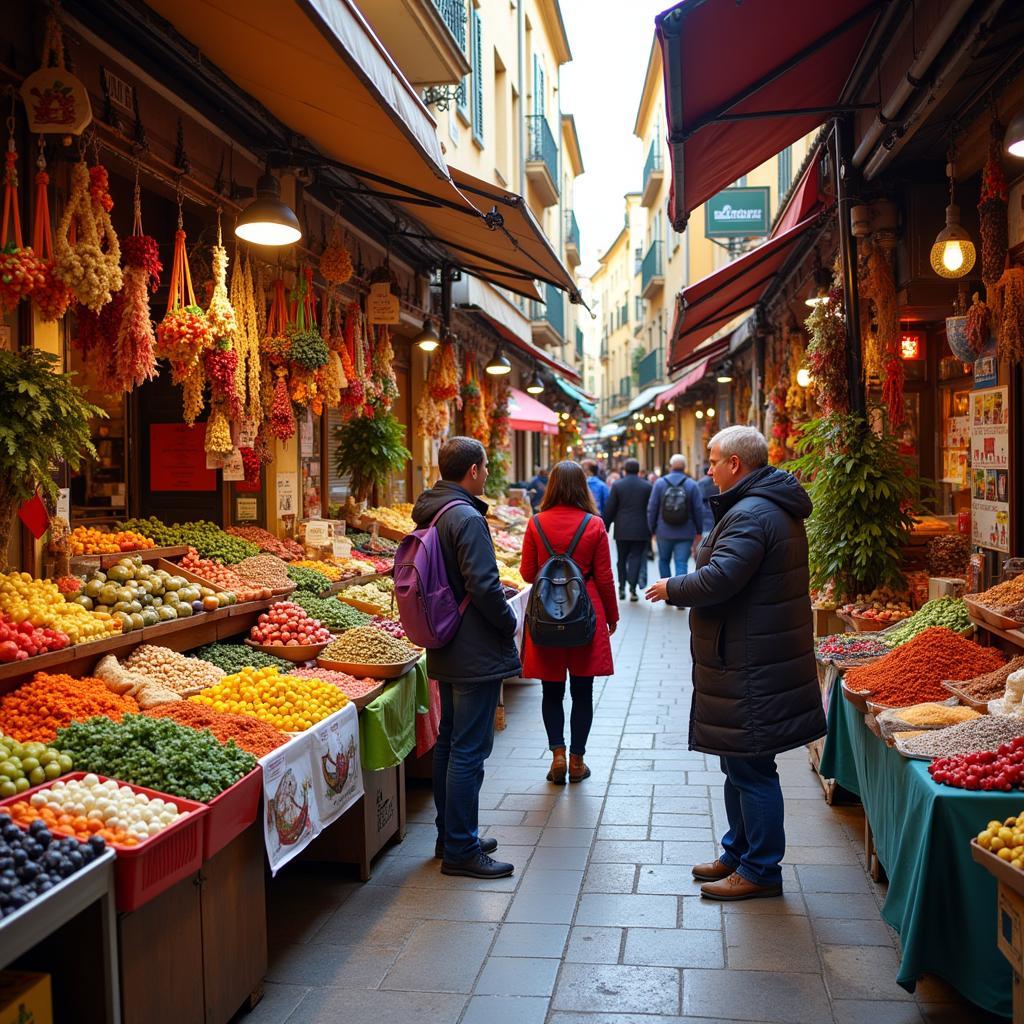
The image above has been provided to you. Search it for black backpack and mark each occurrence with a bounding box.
[660,475,690,526]
[525,514,596,648]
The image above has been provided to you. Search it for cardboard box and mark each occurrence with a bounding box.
[928,576,967,602]
[0,972,52,1024]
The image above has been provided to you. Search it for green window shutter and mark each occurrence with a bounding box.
[457,75,469,119]
[471,11,484,144]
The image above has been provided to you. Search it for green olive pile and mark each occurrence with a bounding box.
[121,517,260,564]
[70,556,236,632]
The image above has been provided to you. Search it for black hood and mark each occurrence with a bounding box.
[711,466,812,522]
[412,481,488,525]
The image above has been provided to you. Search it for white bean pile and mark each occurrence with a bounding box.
[903,716,1024,758]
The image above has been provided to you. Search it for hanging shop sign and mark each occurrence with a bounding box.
[259,701,363,874]
[150,424,217,492]
[704,186,770,238]
[367,281,401,325]
[969,386,1010,553]
[20,16,92,136]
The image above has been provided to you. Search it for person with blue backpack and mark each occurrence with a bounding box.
[405,437,520,879]
[521,461,619,785]
[647,453,711,585]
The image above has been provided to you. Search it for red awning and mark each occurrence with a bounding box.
[655,0,881,231]
[508,389,559,435]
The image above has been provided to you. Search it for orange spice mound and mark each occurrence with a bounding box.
[144,701,289,757]
[0,672,139,743]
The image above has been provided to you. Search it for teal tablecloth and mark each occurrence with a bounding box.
[358,659,428,770]
[820,689,1017,1017]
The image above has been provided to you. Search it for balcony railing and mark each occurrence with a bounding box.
[637,348,662,389]
[575,326,584,359]
[565,209,580,251]
[644,142,662,190]
[619,377,632,399]
[529,282,565,340]
[641,240,664,294]
[432,0,466,49]
[526,115,559,193]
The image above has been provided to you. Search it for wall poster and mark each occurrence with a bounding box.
[969,386,1010,553]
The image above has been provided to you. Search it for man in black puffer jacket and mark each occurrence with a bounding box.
[412,437,520,880]
[646,425,825,902]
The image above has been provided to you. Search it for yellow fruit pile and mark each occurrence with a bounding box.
[977,814,1024,868]
[291,560,345,582]
[0,573,121,643]
[189,666,348,732]
[499,566,527,591]
[68,527,156,555]
[361,506,415,534]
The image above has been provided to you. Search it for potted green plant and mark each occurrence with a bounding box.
[0,349,104,567]
[785,412,920,602]
[333,410,411,505]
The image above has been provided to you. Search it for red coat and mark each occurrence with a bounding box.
[519,506,619,680]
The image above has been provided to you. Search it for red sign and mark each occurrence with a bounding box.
[900,332,924,360]
[150,424,217,492]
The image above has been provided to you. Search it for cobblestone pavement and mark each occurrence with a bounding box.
[249,595,998,1024]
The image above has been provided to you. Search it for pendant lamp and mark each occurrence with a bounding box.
[485,345,511,375]
[415,316,440,352]
[526,371,544,394]
[930,152,976,278]
[1004,110,1024,158]
[235,170,301,246]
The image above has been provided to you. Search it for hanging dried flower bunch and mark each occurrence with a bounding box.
[319,223,353,284]
[31,157,72,321]
[991,265,1024,364]
[804,278,849,416]
[54,161,121,311]
[203,241,241,419]
[230,250,261,422]
[370,325,399,413]
[111,185,162,392]
[461,357,489,445]
[979,118,1009,288]
[0,141,46,314]
[181,359,206,426]
[416,392,449,440]
[269,368,295,440]
[429,337,460,402]
[204,407,233,457]
[966,292,992,355]
[155,217,212,382]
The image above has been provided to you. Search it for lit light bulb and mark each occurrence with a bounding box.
[694,409,704,419]
[706,407,716,418]
[942,243,965,273]
[796,367,812,388]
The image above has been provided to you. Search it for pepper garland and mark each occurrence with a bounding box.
[461,356,489,445]
[30,148,71,321]
[0,138,45,314]
[54,160,121,312]
[979,117,1009,289]
[991,265,1024,364]
[859,242,903,426]
[804,277,849,416]
[370,324,399,414]
[966,292,991,356]
[260,277,291,366]
[429,337,460,402]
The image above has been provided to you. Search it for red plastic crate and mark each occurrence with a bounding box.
[0,772,207,913]
[202,767,262,860]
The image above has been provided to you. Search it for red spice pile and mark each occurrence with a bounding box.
[846,627,1004,707]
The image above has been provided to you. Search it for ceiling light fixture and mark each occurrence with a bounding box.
[694,409,704,420]
[804,264,832,307]
[235,168,302,246]
[485,345,511,376]
[706,407,716,418]
[796,367,812,388]
[414,316,440,352]
[716,360,734,384]
[526,371,544,394]
[930,149,976,278]
[1005,109,1024,157]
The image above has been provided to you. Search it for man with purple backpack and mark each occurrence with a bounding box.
[409,437,520,878]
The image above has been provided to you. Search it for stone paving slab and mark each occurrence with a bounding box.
[253,595,991,1024]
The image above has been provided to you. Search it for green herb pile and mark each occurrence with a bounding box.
[288,329,329,369]
[55,715,256,802]
[286,565,333,593]
[881,597,971,648]
[190,642,292,674]
[121,517,260,564]
[290,590,372,632]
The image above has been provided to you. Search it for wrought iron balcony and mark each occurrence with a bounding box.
[529,282,565,347]
[575,326,584,359]
[641,141,663,207]
[641,240,664,299]
[432,0,466,50]
[637,348,662,389]
[565,209,580,267]
[526,115,559,207]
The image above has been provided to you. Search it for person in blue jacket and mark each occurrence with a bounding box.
[582,459,609,515]
[647,453,711,581]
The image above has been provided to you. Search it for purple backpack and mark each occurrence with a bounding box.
[393,500,472,649]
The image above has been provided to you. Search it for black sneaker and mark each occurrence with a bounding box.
[618,586,625,600]
[629,589,639,602]
[441,852,514,878]
[435,837,498,859]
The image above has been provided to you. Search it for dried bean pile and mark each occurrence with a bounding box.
[977,574,1024,612]
[322,627,416,665]
[903,716,1024,758]
[123,645,225,693]
[954,656,1024,702]
[881,598,971,647]
[225,526,304,561]
[290,591,372,632]
[846,627,1004,706]
[233,554,292,588]
[190,642,293,674]
[927,535,970,578]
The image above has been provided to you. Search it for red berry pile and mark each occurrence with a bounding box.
[370,616,407,641]
[930,737,1024,791]
[0,616,71,662]
[250,601,331,648]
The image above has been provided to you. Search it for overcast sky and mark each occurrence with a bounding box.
[559,0,670,280]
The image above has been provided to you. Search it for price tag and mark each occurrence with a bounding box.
[300,411,314,458]
[333,537,352,559]
[222,449,245,481]
[206,450,224,470]
[305,520,331,547]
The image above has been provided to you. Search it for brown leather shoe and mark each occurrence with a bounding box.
[568,753,590,783]
[546,746,567,785]
[691,857,732,882]
[700,871,783,901]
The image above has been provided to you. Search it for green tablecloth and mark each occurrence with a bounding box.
[820,689,1016,1017]
[358,658,428,770]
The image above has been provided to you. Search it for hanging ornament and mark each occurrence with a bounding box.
[203,223,241,418]
[269,367,295,440]
[0,130,45,314]
[319,222,353,284]
[19,9,92,138]
[30,142,71,321]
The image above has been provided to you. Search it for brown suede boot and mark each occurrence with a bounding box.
[568,753,591,783]
[546,746,567,784]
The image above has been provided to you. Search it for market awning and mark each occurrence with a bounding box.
[655,0,881,231]
[599,421,626,439]
[555,377,596,417]
[508,389,559,435]
[655,357,709,410]
[626,383,671,415]
[144,0,575,305]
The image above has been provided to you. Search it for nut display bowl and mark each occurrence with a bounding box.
[245,638,332,663]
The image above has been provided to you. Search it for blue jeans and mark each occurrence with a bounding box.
[718,755,785,887]
[657,537,693,579]
[433,678,501,862]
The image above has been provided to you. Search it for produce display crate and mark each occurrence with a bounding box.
[69,544,190,574]
[964,594,1022,632]
[0,773,207,913]
[336,594,393,617]
[202,767,262,861]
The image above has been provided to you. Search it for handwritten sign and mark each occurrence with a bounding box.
[222,449,245,481]
[235,496,258,522]
[366,282,400,325]
[276,473,298,517]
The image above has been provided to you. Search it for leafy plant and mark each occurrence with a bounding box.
[785,413,919,601]
[485,448,509,498]
[333,410,410,504]
[0,349,104,564]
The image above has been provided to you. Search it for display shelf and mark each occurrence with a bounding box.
[69,545,190,573]
[968,615,1024,651]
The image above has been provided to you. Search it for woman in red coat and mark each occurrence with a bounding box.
[520,461,619,784]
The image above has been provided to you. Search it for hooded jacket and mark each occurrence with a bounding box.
[411,481,521,684]
[666,465,826,757]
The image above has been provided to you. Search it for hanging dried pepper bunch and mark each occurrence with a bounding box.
[319,222,353,284]
[260,277,291,365]
[429,337,460,402]
[336,301,365,419]
[203,242,241,419]
[30,152,72,321]
[979,117,1009,289]
[54,161,122,311]
[241,445,262,485]
[859,242,903,426]
[269,368,295,440]
[155,219,212,380]
[0,140,46,314]
[991,265,1024,364]
[966,292,992,355]
[111,181,162,392]
[461,357,489,445]
[370,324,399,413]
[488,375,510,451]
[783,326,806,415]
[804,278,849,416]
